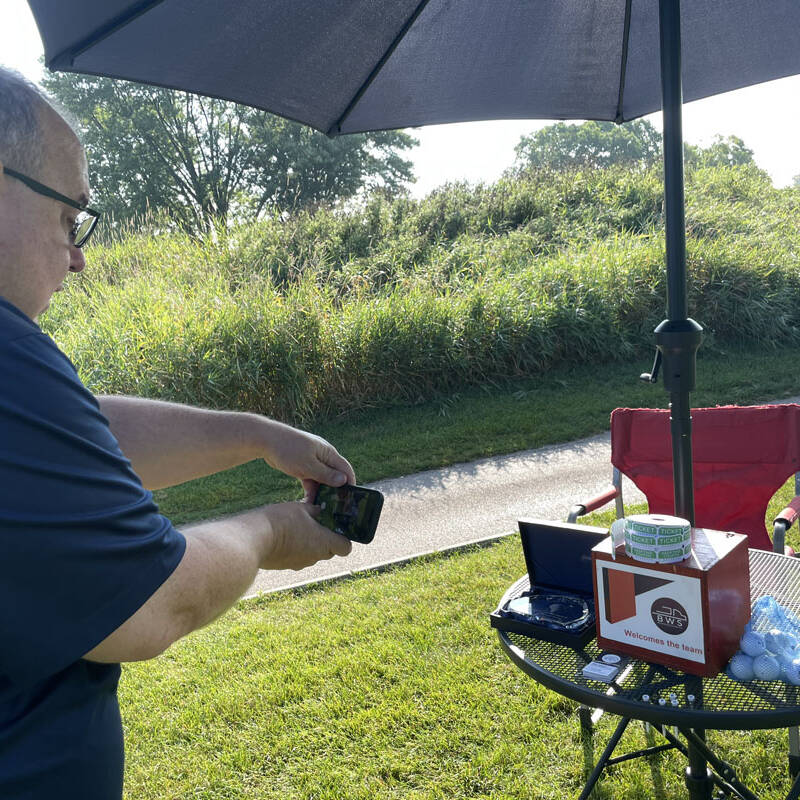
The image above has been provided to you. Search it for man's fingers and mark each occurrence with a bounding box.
[321,448,356,485]
[301,478,318,503]
[302,503,351,557]
[322,467,348,486]
[326,529,352,557]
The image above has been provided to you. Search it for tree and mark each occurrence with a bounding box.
[513,119,662,172]
[794,175,800,188]
[684,135,755,169]
[43,72,417,232]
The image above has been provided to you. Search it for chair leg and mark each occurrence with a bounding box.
[774,520,787,555]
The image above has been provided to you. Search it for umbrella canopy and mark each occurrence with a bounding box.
[28,1,800,136]
[25,0,800,525]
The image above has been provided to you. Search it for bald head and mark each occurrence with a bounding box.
[0,66,80,176]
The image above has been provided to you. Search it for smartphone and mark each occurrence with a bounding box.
[313,484,384,544]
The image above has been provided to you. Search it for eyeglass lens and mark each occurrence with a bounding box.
[72,213,97,248]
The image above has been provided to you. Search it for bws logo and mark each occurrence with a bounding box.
[650,598,689,634]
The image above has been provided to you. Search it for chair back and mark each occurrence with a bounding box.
[610,405,800,550]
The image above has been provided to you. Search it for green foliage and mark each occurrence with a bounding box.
[41,72,417,232]
[513,119,662,171]
[513,122,759,177]
[42,163,800,425]
[684,134,756,169]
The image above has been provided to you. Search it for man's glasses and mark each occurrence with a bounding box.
[2,166,101,248]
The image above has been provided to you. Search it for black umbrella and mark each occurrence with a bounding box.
[27,0,800,537]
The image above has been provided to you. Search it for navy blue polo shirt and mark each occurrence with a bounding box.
[0,297,186,799]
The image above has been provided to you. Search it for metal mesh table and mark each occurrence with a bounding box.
[496,549,800,799]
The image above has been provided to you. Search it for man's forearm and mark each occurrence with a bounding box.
[83,507,274,663]
[83,502,351,665]
[98,395,276,489]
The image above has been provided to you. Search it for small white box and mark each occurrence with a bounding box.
[582,661,620,682]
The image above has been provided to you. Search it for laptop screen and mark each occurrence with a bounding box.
[518,518,609,596]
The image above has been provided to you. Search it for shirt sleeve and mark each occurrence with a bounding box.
[0,331,186,687]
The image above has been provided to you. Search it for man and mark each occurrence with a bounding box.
[0,66,354,799]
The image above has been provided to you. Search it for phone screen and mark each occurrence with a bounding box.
[314,484,384,544]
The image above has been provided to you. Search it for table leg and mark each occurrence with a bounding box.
[680,728,760,800]
[788,769,800,800]
[577,717,630,800]
[788,683,800,779]
[684,729,713,800]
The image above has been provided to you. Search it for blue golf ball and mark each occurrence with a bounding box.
[740,630,767,657]
[765,629,793,655]
[753,653,782,681]
[783,659,800,686]
[728,652,755,682]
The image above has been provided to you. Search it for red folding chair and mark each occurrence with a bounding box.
[570,404,800,775]
[569,404,800,554]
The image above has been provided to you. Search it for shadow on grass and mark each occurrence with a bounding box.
[579,715,672,800]
[644,725,669,800]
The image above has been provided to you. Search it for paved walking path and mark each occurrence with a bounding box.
[244,394,800,598]
[244,429,645,597]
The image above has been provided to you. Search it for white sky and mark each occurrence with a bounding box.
[3,0,800,197]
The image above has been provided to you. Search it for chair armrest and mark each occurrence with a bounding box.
[567,486,620,523]
[775,496,800,529]
[773,496,800,555]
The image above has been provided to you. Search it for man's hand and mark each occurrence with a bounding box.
[261,501,352,570]
[259,423,356,501]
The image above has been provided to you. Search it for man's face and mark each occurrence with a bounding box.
[0,105,90,320]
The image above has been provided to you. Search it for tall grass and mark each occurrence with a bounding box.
[42,164,800,423]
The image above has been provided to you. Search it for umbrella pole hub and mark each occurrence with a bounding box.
[654,318,704,396]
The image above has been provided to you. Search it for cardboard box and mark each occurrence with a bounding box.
[592,528,750,676]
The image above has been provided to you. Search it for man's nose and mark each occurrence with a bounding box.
[69,245,86,273]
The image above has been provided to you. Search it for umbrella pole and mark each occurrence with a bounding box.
[657,4,708,800]
[655,0,703,527]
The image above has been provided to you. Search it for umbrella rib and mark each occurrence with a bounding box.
[46,0,170,69]
[327,0,435,136]
[614,0,634,124]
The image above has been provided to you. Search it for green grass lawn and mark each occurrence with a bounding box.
[119,344,800,798]
[121,538,796,799]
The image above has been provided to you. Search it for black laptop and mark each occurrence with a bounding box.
[490,518,609,645]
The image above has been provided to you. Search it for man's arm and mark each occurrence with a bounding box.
[82,500,351,663]
[98,395,355,494]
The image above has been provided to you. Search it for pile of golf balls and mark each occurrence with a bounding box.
[727,596,800,684]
